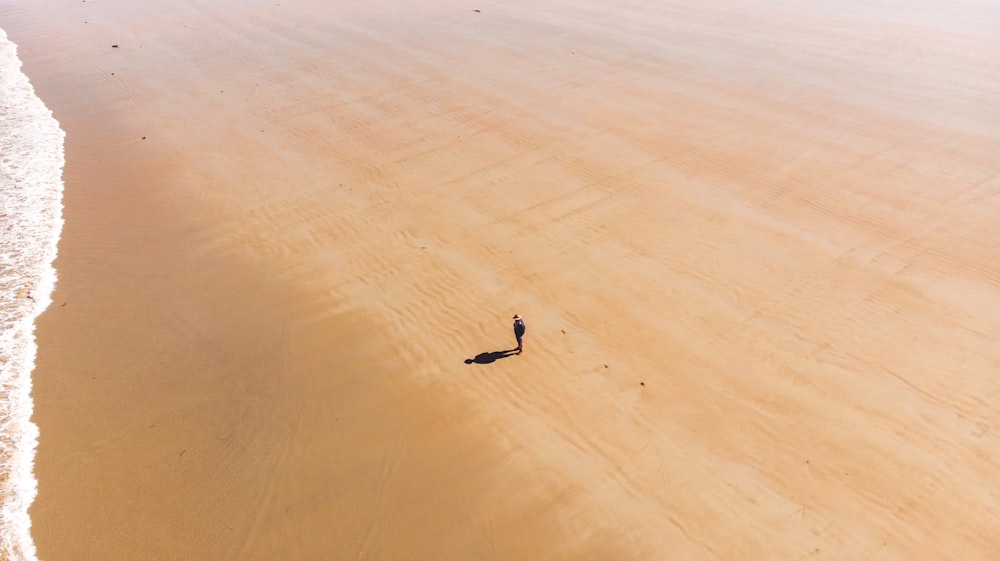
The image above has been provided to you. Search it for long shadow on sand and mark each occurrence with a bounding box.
[465,349,519,364]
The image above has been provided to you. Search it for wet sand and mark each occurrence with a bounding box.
[5,0,1000,559]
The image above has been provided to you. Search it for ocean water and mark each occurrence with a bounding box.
[0,27,65,561]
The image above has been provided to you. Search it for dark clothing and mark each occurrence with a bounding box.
[513,319,526,352]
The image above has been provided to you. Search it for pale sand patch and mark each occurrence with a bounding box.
[4,0,1000,559]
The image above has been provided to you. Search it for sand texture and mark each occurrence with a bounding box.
[3,0,1000,559]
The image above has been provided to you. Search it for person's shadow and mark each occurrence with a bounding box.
[465,348,519,364]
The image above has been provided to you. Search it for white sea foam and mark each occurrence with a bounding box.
[0,26,65,561]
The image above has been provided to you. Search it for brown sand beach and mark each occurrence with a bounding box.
[3,0,1000,559]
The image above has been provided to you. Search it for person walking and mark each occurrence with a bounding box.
[512,314,526,354]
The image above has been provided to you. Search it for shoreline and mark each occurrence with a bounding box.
[0,26,65,561]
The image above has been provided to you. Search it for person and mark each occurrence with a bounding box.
[512,314,526,354]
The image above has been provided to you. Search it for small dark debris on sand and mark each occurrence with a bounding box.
[112,44,119,48]
[640,381,645,387]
